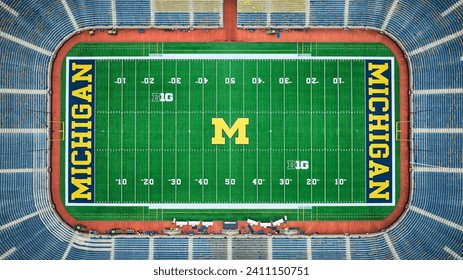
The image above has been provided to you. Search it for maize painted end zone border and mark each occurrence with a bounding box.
[60,42,401,222]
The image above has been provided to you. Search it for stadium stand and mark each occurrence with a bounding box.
[272,237,307,260]
[0,0,462,260]
[192,237,228,259]
[153,0,223,28]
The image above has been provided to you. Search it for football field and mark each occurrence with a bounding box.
[61,42,400,221]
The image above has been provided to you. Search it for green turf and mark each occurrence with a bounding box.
[61,42,400,222]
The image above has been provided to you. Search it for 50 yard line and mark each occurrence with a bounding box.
[215,60,218,203]
[229,60,232,203]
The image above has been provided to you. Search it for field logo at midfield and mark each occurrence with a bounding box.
[366,59,393,203]
[211,118,249,145]
[66,59,95,204]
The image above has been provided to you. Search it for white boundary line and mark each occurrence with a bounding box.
[66,202,394,208]
[64,55,397,207]
[68,55,395,61]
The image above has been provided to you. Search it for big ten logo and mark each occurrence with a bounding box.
[152,92,174,103]
[287,160,309,170]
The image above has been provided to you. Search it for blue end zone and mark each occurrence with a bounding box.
[66,59,95,204]
[365,59,394,204]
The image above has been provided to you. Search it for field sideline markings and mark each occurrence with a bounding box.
[188,61,191,202]
[134,60,137,202]
[270,60,273,203]
[202,61,205,203]
[310,60,314,202]
[161,60,165,203]
[120,61,124,202]
[283,60,287,202]
[65,202,391,208]
[350,60,354,202]
[296,60,304,205]
[106,61,110,202]
[175,60,179,203]
[256,60,259,203]
[148,59,152,201]
[324,60,327,202]
[215,60,218,203]
[337,60,341,202]
[69,55,394,61]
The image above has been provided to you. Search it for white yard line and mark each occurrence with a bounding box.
[188,61,192,202]
[215,61,218,202]
[337,60,340,202]
[283,60,287,202]
[269,61,273,202]
[134,60,137,202]
[256,60,259,202]
[350,60,354,202]
[175,60,179,203]
[242,61,246,202]
[310,60,314,202]
[324,61,327,202]
[229,61,232,202]
[161,60,165,202]
[296,60,301,201]
[107,61,110,202]
[148,60,151,201]
[202,61,205,202]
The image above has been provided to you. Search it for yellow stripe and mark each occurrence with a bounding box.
[238,0,267,13]
[271,0,306,13]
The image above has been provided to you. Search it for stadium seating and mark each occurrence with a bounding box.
[272,237,307,259]
[349,234,395,260]
[114,238,150,260]
[153,238,189,259]
[192,237,228,259]
[232,237,268,259]
[1,0,463,260]
[311,237,347,260]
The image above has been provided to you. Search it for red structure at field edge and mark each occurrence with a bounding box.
[50,0,409,235]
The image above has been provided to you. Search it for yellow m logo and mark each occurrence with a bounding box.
[211,118,249,145]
